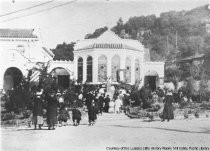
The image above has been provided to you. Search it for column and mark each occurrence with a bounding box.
[93,55,98,84]
[83,56,87,83]
[131,59,135,84]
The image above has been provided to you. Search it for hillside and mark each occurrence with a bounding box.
[85,4,210,61]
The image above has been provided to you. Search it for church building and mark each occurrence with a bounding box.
[74,30,164,90]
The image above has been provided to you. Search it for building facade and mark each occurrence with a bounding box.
[0,29,164,92]
[0,29,73,91]
[74,30,164,90]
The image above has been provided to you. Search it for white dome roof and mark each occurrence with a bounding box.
[74,30,144,52]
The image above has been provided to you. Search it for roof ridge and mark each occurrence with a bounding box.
[0,28,38,38]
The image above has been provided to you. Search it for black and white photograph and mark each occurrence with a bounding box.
[0,0,210,151]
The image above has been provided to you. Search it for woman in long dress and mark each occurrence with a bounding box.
[46,91,58,130]
[115,96,122,114]
[88,101,98,126]
[162,90,174,122]
[109,100,115,113]
[33,89,44,130]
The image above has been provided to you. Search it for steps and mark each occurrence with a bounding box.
[97,113,130,121]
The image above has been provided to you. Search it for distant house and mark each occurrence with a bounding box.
[0,29,73,91]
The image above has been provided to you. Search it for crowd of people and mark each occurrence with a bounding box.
[31,85,128,130]
[31,84,198,130]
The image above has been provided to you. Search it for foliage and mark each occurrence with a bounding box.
[1,112,16,121]
[165,64,183,90]
[199,101,210,110]
[199,74,209,102]
[185,76,197,96]
[138,86,153,109]
[85,26,108,39]
[63,84,77,107]
[33,61,58,93]
[84,5,210,85]
[3,76,33,113]
[203,51,210,79]
[51,42,75,61]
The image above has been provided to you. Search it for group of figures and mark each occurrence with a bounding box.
[32,85,127,129]
[32,84,193,130]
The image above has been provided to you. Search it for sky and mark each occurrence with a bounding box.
[0,0,209,49]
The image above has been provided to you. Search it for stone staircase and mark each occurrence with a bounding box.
[97,112,130,121]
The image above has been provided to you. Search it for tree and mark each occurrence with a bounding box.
[85,26,108,39]
[51,42,75,61]
[112,18,124,35]
[165,64,183,91]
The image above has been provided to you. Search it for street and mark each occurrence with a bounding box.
[1,114,210,151]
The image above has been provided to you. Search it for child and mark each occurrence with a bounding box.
[72,107,82,126]
[28,112,33,128]
[58,106,70,127]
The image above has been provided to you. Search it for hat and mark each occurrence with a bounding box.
[56,92,61,96]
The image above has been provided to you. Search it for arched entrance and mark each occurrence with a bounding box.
[3,67,23,91]
[51,67,70,89]
[144,70,159,91]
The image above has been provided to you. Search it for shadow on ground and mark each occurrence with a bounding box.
[108,124,210,134]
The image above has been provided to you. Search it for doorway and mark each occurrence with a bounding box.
[144,76,157,91]
[3,67,23,91]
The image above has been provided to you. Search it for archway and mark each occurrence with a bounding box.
[78,57,83,83]
[125,57,131,83]
[135,59,140,81]
[86,56,93,82]
[51,67,70,89]
[98,55,107,82]
[144,70,159,91]
[111,55,120,82]
[3,67,23,91]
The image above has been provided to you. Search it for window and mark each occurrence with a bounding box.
[135,59,140,82]
[125,57,131,83]
[111,55,120,82]
[78,57,83,83]
[86,56,93,82]
[98,55,107,82]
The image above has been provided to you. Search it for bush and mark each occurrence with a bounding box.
[179,101,189,109]
[199,102,210,110]
[22,110,32,119]
[1,112,16,121]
